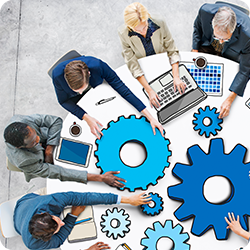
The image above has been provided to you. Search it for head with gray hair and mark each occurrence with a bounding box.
[212,7,236,34]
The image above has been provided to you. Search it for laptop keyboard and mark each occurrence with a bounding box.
[158,75,193,107]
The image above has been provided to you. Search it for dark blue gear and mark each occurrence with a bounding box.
[141,220,190,250]
[95,115,171,192]
[193,106,223,138]
[100,207,131,240]
[140,192,163,216]
[168,138,250,240]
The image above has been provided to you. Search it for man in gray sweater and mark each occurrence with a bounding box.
[4,114,125,187]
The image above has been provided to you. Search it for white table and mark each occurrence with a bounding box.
[48,52,250,250]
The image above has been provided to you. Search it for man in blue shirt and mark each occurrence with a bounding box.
[14,191,151,249]
[52,56,164,138]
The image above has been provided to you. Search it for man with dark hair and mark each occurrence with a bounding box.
[52,55,164,139]
[4,114,126,187]
[14,191,151,249]
[192,3,250,118]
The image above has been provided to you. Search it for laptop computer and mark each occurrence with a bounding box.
[143,64,207,124]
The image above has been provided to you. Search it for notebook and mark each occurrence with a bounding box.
[63,206,97,243]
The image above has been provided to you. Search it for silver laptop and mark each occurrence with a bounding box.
[143,64,207,124]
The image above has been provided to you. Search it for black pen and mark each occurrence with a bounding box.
[95,96,116,106]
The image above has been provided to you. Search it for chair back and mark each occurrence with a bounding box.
[215,1,250,15]
[47,50,81,78]
[6,158,22,172]
[0,196,22,238]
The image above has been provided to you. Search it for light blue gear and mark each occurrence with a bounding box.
[141,192,163,216]
[95,115,171,191]
[100,207,131,240]
[168,138,250,240]
[193,106,223,138]
[141,220,190,250]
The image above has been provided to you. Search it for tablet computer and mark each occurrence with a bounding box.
[55,137,92,168]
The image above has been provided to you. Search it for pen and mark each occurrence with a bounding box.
[75,217,92,225]
[95,96,116,105]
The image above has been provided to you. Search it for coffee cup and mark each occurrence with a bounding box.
[193,56,207,69]
[69,122,82,137]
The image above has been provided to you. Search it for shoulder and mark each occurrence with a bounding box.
[150,15,167,26]
[197,3,220,17]
[118,24,129,38]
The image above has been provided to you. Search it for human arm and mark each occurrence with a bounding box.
[44,145,55,163]
[225,212,250,240]
[172,62,186,94]
[100,60,146,112]
[219,92,237,118]
[192,7,204,50]
[141,108,164,137]
[53,77,87,120]
[86,242,110,250]
[121,192,152,206]
[118,27,144,79]
[82,113,103,139]
[18,157,88,183]
[137,75,161,108]
[87,171,126,188]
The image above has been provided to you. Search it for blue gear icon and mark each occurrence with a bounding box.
[168,138,250,240]
[100,207,131,239]
[95,115,171,191]
[141,220,190,250]
[193,106,223,138]
[140,192,163,216]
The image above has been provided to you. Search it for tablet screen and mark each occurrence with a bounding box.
[57,138,92,167]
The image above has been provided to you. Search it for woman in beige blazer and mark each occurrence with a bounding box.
[118,2,186,108]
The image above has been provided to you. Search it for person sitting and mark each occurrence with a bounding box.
[4,114,125,188]
[14,191,151,249]
[192,3,250,118]
[118,2,186,108]
[52,55,164,138]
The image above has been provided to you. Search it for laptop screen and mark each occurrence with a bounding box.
[56,138,92,167]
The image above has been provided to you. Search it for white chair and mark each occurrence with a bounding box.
[0,196,22,238]
[6,157,22,172]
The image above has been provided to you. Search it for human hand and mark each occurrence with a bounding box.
[83,114,103,139]
[85,242,110,250]
[192,49,199,52]
[121,192,152,206]
[44,145,55,164]
[219,98,232,119]
[173,77,186,95]
[149,117,164,137]
[101,171,126,188]
[148,89,161,108]
[219,93,237,119]
[71,205,86,217]
[225,213,245,236]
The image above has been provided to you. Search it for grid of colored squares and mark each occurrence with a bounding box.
[185,63,223,96]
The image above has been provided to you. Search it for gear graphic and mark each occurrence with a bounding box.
[193,106,223,138]
[168,138,250,240]
[141,220,190,250]
[140,192,164,216]
[95,115,171,191]
[100,207,131,240]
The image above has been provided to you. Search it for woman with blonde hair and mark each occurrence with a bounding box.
[118,2,186,108]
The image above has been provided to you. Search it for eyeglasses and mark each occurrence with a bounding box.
[213,35,231,43]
